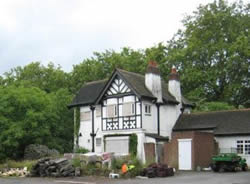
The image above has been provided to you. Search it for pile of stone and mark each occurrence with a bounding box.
[0,167,29,177]
[141,163,174,178]
[30,158,80,177]
[24,144,59,160]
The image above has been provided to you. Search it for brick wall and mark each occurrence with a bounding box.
[164,131,215,170]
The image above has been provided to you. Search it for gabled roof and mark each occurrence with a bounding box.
[68,80,107,108]
[173,109,250,136]
[69,68,194,108]
[95,69,179,104]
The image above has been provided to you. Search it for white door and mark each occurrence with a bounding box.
[178,139,192,170]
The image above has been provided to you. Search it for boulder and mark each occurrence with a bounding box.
[24,144,59,160]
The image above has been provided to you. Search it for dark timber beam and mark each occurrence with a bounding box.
[90,105,96,152]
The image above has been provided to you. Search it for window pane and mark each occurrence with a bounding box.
[96,107,101,117]
[81,111,91,121]
[237,140,244,154]
[96,138,102,147]
[245,140,250,155]
[107,105,117,118]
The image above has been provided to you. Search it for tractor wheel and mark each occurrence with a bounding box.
[218,164,226,172]
[211,164,219,172]
[242,164,248,171]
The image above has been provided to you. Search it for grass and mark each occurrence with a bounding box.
[0,160,36,171]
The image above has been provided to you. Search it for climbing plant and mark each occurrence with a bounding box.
[129,134,138,157]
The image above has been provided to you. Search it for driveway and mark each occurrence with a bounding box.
[0,171,250,184]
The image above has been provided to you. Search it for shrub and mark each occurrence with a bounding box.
[0,160,36,171]
[75,147,89,154]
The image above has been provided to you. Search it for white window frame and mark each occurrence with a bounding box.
[237,140,250,155]
[107,104,118,118]
[122,102,135,116]
[145,104,151,115]
[96,138,102,147]
[80,111,91,121]
[96,107,101,117]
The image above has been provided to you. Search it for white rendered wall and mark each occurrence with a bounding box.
[160,104,179,138]
[78,105,103,152]
[141,100,157,134]
[215,136,250,166]
[78,106,92,151]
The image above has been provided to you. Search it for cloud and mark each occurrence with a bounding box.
[0,0,240,75]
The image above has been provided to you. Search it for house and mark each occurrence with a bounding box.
[168,109,250,169]
[68,60,250,170]
[68,61,193,163]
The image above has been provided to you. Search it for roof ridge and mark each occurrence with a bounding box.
[116,68,145,78]
[85,79,108,85]
[190,108,250,115]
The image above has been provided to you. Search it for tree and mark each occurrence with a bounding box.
[165,0,250,107]
[0,85,74,160]
[4,62,70,93]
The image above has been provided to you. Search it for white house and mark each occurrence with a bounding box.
[68,61,250,169]
[68,61,193,163]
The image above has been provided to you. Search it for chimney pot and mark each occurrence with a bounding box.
[169,66,180,81]
[146,61,160,75]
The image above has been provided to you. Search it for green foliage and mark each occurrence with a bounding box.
[0,82,73,160]
[195,101,235,112]
[165,0,250,107]
[111,157,126,170]
[71,157,81,168]
[0,160,36,171]
[74,147,89,154]
[0,0,249,161]
[74,107,80,149]
[129,134,138,157]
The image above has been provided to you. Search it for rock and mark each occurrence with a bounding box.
[24,144,59,160]
[30,157,76,177]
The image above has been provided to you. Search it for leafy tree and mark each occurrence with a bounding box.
[4,62,70,93]
[0,85,73,160]
[165,0,250,107]
[194,101,235,112]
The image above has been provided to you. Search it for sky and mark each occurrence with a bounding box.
[0,0,241,75]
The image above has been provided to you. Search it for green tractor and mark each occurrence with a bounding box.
[211,153,248,172]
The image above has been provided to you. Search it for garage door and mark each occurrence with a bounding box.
[105,136,129,155]
[178,139,192,170]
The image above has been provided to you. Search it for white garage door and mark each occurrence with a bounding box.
[106,136,129,155]
[178,139,192,170]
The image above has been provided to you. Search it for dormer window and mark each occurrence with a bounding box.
[145,104,151,115]
[107,104,117,118]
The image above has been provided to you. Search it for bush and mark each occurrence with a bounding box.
[71,157,81,168]
[0,160,36,171]
[75,147,89,154]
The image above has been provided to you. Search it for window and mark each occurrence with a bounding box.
[123,103,135,116]
[237,140,243,154]
[96,107,101,117]
[237,140,250,155]
[145,104,151,115]
[96,138,102,147]
[245,140,250,155]
[80,111,91,121]
[107,104,117,118]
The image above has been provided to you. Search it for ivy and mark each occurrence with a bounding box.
[74,107,80,149]
[129,134,138,157]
